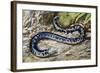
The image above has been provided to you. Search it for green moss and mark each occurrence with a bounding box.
[58,12,91,29]
[58,13,73,28]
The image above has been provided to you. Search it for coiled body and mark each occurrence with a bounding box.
[30,16,85,58]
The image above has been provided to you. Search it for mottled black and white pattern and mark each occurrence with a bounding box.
[30,16,85,58]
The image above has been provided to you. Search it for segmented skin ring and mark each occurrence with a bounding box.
[30,16,85,58]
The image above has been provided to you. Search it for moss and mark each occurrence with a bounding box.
[58,13,73,28]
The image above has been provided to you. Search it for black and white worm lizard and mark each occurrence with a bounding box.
[30,16,87,58]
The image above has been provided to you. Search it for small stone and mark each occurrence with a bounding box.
[23,37,29,41]
[23,29,28,34]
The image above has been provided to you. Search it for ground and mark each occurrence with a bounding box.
[22,10,91,62]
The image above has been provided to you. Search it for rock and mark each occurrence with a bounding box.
[23,29,29,34]
[86,32,91,38]
[65,51,73,56]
